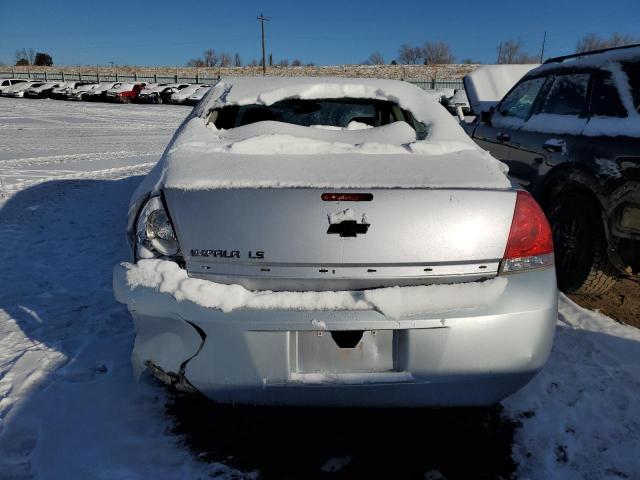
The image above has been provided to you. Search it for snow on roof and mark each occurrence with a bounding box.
[536,45,640,73]
[464,64,539,113]
[130,77,510,202]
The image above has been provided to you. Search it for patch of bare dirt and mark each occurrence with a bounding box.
[569,276,640,328]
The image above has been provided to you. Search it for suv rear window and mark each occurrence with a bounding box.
[622,62,640,113]
[208,98,427,138]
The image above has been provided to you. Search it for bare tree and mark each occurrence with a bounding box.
[291,59,303,67]
[249,59,259,67]
[27,48,35,65]
[576,33,605,53]
[422,42,454,64]
[34,52,53,66]
[277,59,289,67]
[497,39,538,64]
[203,49,219,67]
[497,39,522,64]
[234,53,242,67]
[15,48,28,65]
[398,44,421,64]
[576,32,639,53]
[610,32,639,47]
[367,51,385,65]
[186,58,205,67]
[219,52,232,67]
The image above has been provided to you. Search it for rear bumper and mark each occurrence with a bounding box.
[113,264,557,406]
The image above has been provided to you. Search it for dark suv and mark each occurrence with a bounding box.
[465,45,640,295]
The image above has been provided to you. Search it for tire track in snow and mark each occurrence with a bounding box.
[0,162,156,198]
[0,150,163,168]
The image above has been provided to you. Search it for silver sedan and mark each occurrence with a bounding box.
[113,77,557,406]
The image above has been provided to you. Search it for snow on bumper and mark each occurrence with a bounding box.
[113,261,557,406]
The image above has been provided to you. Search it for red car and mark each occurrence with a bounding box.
[105,82,146,103]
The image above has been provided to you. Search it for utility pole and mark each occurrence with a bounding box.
[497,42,503,64]
[257,13,269,76]
[540,31,547,63]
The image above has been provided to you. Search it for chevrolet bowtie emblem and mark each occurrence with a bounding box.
[327,220,370,238]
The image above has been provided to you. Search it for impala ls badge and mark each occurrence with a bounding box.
[327,208,370,238]
[191,249,265,259]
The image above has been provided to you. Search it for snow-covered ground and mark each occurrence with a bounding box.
[0,97,638,479]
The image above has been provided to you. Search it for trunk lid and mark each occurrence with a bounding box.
[164,187,515,291]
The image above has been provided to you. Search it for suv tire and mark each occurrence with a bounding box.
[547,192,618,295]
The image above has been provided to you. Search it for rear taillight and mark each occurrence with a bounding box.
[502,191,554,273]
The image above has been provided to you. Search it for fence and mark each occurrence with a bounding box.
[0,70,465,91]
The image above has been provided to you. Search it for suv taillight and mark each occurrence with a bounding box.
[502,191,554,272]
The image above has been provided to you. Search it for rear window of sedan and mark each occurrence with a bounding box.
[207,98,427,137]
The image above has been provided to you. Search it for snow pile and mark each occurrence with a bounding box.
[156,116,509,191]
[123,259,508,320]
[504,294,640,479]
[216,120,416,155]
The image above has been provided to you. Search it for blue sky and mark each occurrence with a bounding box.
[0,0,638,66]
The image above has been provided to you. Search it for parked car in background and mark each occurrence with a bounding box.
[106,82,146,103]
[137,83,190,104]
[65,83,102,101]
[0,78,29,95]
[114,77,557,407]
[171,84,212,104]
[24,82,62,99]
[4,81,43,98]
[464,44,640,295]
[82,82,118,102]
[185,85,212,105]
[50,81,92,99]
